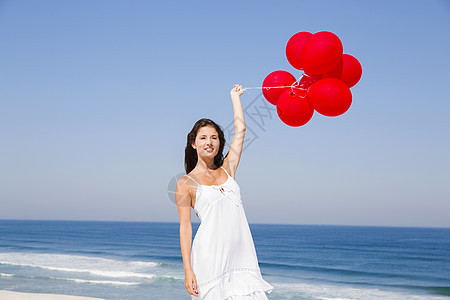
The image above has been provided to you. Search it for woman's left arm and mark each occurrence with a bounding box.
[223,84,245,177]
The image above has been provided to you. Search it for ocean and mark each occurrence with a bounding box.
[0,220,448,299]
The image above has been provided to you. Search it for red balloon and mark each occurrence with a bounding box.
[302,31,343,76]
[262,70,297,105]
[339,54,362,87]
[324,54,362,88]
[307,78,352,117]
[323,58,343,79]
[286,31,313,70]
[276,90,314,127]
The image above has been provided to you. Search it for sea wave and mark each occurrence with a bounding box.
[423,286,450,297]
[0,261,180,280]
[55,277,140,285]
[0,252,183,282]
[0,272,140,285]
[0,252,160,267]
[260,261,435,281]
[269,281,450,300]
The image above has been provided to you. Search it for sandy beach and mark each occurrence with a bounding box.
[0,291,105,300]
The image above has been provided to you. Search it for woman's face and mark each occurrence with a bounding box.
[192,126,220,159]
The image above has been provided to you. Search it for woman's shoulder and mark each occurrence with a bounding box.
[177,174,197,190]
[177,174,190,184]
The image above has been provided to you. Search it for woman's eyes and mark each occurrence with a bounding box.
[201,137,217,139]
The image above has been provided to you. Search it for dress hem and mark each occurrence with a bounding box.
[196,268,273,300]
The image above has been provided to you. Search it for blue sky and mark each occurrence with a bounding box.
[1,0,449,227]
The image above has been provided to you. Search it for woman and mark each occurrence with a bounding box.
[176,84,273,299]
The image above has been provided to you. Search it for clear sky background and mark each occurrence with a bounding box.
[1,0,449,227]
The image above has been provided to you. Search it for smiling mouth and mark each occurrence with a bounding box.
[205,148,214,153]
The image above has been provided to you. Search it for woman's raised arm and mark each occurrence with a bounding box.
[223,84,245,178]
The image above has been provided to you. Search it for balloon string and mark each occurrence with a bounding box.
[242,85,306,91]
[243,74,308,98]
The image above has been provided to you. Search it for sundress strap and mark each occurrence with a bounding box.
[220,165,231,177]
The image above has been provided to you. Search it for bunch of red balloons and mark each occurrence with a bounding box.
[262,31,362,127]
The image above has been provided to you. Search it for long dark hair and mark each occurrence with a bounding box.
[184,118,226,174]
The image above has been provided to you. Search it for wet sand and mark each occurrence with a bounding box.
[0,290,105,300]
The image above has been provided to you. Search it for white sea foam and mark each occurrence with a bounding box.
[1,262,166,279]
[0,273,15,277]
[0,252,159,268]
[0,252,182,283]
[270,281,449,300]
[49,277,140,286]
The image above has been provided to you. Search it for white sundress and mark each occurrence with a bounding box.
[184,166,273,299]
